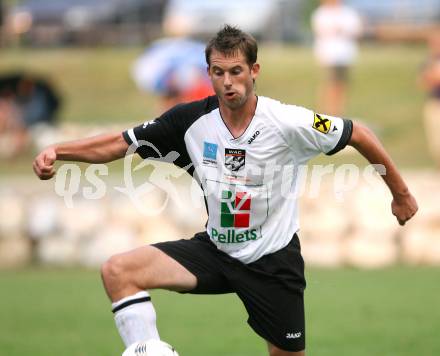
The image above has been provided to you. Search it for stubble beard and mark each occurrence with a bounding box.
[224,95,245,110]
[221,87,253,111]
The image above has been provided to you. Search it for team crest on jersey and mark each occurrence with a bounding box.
[224,148,246,172]
[313,113,332,134]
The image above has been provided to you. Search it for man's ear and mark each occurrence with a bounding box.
[251,63,260,80]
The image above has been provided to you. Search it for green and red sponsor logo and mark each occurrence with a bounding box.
[211,190,258,243]
[220,190,251,228]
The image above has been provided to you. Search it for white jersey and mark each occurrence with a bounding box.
[123,96,352,263]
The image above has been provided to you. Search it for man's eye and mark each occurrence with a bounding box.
[232,69,242,75]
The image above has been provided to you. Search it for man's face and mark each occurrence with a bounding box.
[208,49,260,110]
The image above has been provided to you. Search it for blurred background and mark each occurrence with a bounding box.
[1,0,440,355]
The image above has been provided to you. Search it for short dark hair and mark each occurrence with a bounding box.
[205,25,258,67]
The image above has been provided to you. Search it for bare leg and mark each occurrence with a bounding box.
[267,342,305,356]
[320,79,347,117]
[101,245,197,347]
[101,245,197,302]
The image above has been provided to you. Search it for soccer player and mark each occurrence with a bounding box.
[33,26,418,356]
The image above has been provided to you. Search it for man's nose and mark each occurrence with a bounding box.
[223,73,232,87]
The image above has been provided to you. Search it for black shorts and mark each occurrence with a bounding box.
[153,232,306,352]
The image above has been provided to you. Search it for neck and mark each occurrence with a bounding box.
[219,94,258,135]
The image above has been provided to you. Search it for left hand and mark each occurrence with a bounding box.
[391,192,418,226]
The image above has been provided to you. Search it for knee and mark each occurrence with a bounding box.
[101,254,126,286]
[268,345,305,356]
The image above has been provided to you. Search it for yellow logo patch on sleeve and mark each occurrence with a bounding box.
[313,113,332,134]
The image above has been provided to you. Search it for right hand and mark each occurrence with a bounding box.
[33,146,57,180]
[391,192,418,226]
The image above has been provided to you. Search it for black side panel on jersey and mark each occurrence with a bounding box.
[326,119,353,155]
[123,96,219,175]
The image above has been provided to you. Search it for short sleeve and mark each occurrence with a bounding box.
[122,96,218,171]
[273,103,353,163]
[122,104,190,169]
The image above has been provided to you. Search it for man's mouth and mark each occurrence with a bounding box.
[225,92,236,99]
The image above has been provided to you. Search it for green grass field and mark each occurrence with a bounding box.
[1,267,439,356]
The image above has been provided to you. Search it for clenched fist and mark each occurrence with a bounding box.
[391,192,418,226]
[33,147,57,180]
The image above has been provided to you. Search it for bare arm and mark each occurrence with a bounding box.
[33,132,129,180]
[349,121,418,225]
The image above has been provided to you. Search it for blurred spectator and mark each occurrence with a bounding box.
[0,73,61,158]
[132,38,214,112]
[311,0,362,117]
[419,31,440,168]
